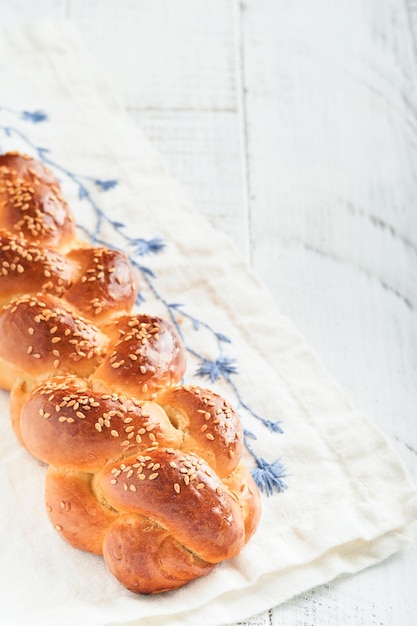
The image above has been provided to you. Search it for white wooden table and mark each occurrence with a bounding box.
[1,1,417,624]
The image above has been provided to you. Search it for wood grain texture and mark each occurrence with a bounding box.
[238,1,417,624]
[0,0,416,624]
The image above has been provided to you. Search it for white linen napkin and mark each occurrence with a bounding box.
[0,19,416,626]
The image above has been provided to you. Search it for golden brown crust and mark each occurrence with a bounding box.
[9,379,32,446]
[0,152,75,250]
[158,385,243,477]
[19,375,181,471]
[63,246,139,322]
[0,152,60,187]
[0,293,108,389]
[45,466,117,554]
[102,514,214,594]
[91,314,186,399]
[0,229,74,306]
[0,151,262,595]
[0,232,139,322]
[95,448,246,563]
[221,463,262,543]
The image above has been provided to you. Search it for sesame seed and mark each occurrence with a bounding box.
[129,484,137,492]
[149,472,159,480]
[174,483,180,493]
[196,483,205,490]
[205,433,215,441]
[95,423,102,432]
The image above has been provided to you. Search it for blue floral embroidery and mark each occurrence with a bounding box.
[0,106,287,495]
[0,106,48,124]
[195,356,238,383]
[21,110,48,124]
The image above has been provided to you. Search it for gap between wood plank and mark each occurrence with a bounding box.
[233,0,253,268]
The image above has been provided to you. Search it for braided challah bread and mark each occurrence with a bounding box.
[0,151,261,594]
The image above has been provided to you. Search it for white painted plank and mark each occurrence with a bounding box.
[240,0,417,624]
[69,0,250,259]
[69,0,237,111]
[0,0,67,24]
[240,0,417,305]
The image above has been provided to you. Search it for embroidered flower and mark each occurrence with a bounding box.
[130,237,165,256]
[195,356,238,383]
[251,457,288,495]
[21,110,48,123]
[94,178,118,191]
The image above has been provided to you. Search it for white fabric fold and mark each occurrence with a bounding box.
[0,19,416,626]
